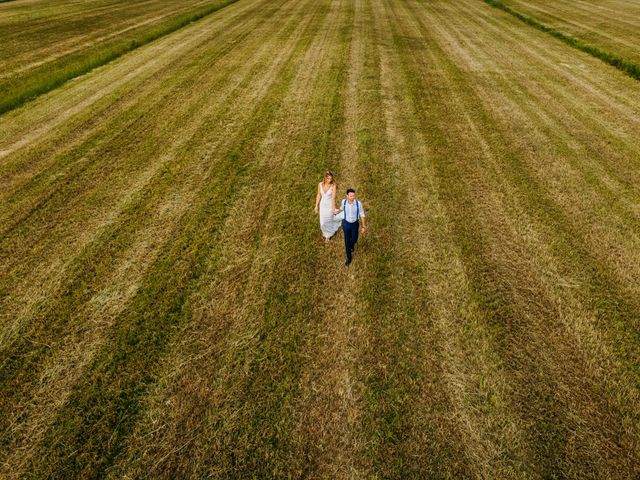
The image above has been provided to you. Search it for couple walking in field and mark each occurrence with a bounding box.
[314,171,367,266]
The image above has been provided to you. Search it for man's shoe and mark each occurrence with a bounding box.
[345,259,351,266]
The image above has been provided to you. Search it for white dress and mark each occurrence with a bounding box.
[319,183,341,239]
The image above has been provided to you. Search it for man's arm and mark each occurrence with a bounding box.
[359,202,366,232]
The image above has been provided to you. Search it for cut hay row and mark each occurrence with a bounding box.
[0,0,638,477]
[0,0,238,114]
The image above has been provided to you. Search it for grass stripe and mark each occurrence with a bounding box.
[439,1,640,350]
[0,0,273,274]
[363,0,489,475]
[0,0,238,116]
[419,0,640,374]
[387,42,537,480]
[483,2,640,220]
[482,0,640,82]
[390,0,600,475]
[434,0,640,343]
[0,0,280,431]
[0,0,261,229]
[391,36,561,480]
[494,0,640,65]
[0,0,274,298]
[0,0,289,393]
[433,0,640,468]
[0,1,258,168]
[443,0,640,379]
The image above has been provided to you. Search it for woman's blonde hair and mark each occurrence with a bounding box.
[323,170,336,185]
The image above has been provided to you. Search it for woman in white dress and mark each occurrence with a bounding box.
[314,171,341,242]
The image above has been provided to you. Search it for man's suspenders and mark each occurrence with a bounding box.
[343,199,359,222]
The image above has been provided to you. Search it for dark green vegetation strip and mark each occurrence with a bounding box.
[482,0,640,82]
[0,0,238,116]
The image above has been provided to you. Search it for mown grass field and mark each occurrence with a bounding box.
[1,0,639,478]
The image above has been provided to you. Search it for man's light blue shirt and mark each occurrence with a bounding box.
[342,199,365,223]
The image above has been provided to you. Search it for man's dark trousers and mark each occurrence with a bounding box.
[342,219,359,262]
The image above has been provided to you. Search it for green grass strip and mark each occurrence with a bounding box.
[0,0,238,116]
[482,0,640,82]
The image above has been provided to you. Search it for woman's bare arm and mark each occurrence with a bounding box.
[331,184,337,212]
[314,183,321,213]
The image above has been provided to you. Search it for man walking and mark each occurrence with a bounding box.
[335,188,366,266]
